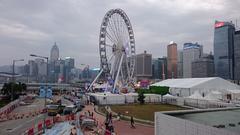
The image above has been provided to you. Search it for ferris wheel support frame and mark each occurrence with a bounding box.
[113,53,124,93]
[87,53,114,91]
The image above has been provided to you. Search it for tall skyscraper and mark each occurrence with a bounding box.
[177,50,183,78]
[214,21,235,79]
[234,30,240,80]
[167,42,178,78]
[64,57,75,83]
[35,58,47,82]
[49,42,59,82]
[182,42,203,78]
[56,59,65,82]
[65,57,75,69]
[152,57,167,80]
[135,51,152,80]
[192,54,215,78]
[50,42,59,62]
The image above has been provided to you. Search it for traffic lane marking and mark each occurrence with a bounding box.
[8,114,43,132]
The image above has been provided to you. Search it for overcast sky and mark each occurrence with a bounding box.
[0,0,239,68]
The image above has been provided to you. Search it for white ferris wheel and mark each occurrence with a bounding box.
[88,9,136,93]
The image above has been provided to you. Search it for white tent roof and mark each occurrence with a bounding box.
[187,91,204,99]
[163,94,174,97]
[211,91,222,94]
[226,90,240,94]
[203,91,222,100]
[151,77,215,88]
[151,77,240,91]
[163,94,177,99]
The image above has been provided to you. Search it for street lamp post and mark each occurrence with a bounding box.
[30,54,48,133]
[11,59,24,101]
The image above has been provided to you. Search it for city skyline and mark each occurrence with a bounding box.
[0,0,240,67]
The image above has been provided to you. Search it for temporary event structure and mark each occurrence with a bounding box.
[151,77,240,100]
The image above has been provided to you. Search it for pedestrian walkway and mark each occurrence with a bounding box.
[81,105,154,135]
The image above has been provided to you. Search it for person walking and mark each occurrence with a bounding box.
[105,112,110,130]
[130,116,135,128]
[91,112,94,118]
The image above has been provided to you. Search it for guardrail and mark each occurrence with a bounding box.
[22,113,109,135]
[0,96,27,116]
[0,109,44,122]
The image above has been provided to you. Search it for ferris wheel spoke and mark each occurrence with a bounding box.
[113,14,122,44]
[107,25,118,44]
[112,14,119,39]
[116,14,122,43]
[106,31,117,44]
[105,44,113,48]
[106,30,116,44]
[108,17,120,43]
[113,14,121,42]
[119,16,126,43]
[121,22,129,48]
[106,26,118,44]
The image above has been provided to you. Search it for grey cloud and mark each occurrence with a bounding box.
[0,0,239,67]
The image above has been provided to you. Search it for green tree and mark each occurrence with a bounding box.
[149,86,169,102]
[1,83,11,95]
[138,92,145,104]
[22,83,27,91]
[1,82,27,100]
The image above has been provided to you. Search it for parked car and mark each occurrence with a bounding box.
[47,104,66,116]
[63,105,76,115]
[47,104,59,116]
[74,99,80,105]
[75,105,83,112]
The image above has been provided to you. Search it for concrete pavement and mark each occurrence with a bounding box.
[81,105,154,135]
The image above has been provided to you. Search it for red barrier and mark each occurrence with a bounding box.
[70,114,75,120]
[28,127,34,135]
[38,122,43,133]
[105,129,111,135]
[45,119,52,128]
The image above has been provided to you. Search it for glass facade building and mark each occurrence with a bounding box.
[214,21,235,79]
[135,51,152,80]
[234,30,240,80]
[152,57,167,80]
[182,42,203,78]
[167,43,178,78]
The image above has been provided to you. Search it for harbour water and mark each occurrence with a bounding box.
[175,109,240,133]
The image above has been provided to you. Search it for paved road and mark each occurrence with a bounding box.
[0,98,45,135]
[0,95,77,135]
